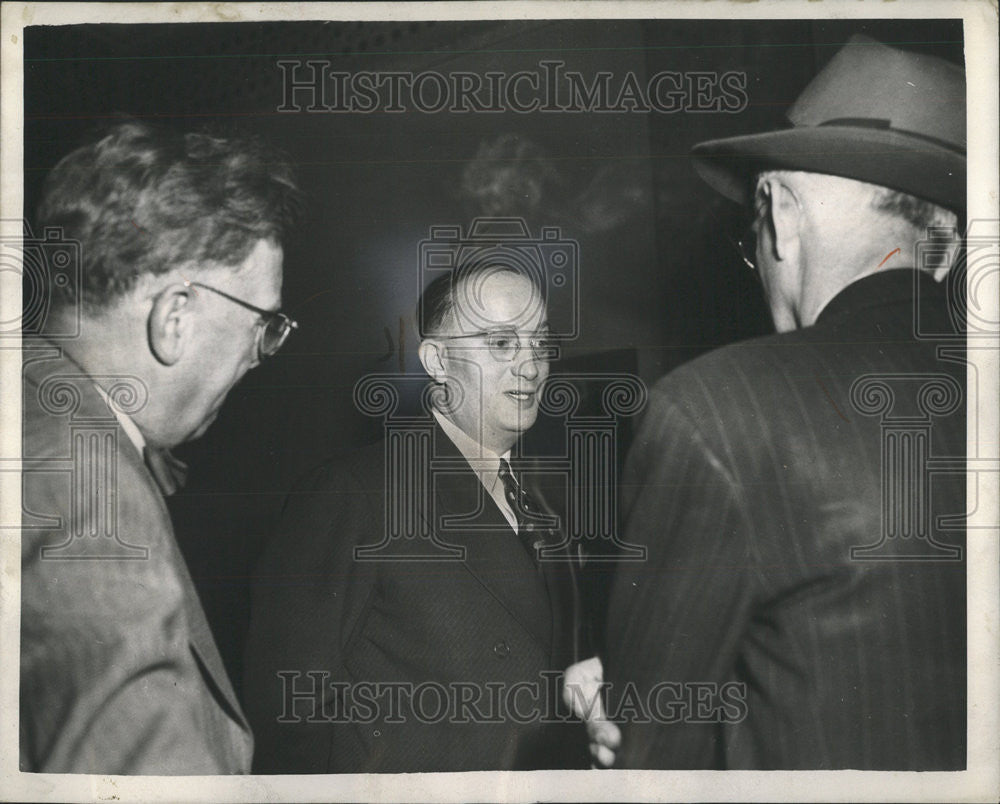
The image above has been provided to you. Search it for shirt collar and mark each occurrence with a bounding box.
[93,383,147,455]
[432,409,510,493]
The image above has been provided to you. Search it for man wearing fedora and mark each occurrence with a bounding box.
[603,36,967,769]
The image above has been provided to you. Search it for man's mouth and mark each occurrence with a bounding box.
[505,390,537,403]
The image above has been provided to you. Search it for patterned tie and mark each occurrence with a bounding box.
[143,446,188,497]
[497,458,548,563]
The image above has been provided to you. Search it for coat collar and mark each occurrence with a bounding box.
[816,268,946,327]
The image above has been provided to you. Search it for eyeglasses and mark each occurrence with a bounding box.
[737,220,758,273]
[438,329,557,363]
[184,280,298,360]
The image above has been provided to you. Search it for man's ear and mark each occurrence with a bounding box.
[417,338,447,382]
[759,177,802,264]
[147,284,192,366]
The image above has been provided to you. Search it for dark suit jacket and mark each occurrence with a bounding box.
[244,423,589,772]
[605,270,966,769]
[20,342,253,773]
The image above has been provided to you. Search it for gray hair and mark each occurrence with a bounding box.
[756,170,958,236]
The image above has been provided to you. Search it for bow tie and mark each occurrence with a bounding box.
[143,446,188,497]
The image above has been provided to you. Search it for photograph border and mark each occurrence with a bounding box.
[1,2,996,802]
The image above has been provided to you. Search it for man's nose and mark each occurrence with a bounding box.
[512,349,541,380]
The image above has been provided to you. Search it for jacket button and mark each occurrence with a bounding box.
[493,640,510,658]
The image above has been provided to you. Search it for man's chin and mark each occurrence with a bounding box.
[187,409,221,442]
[502,409,538,435]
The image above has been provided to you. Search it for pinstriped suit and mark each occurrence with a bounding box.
[606,269,966,769]
[20,342,253,773]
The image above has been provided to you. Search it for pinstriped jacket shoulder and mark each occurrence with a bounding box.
[20,341,252,774]
[606,270,966,770]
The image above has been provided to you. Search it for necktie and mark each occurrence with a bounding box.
[143,446,188,497]
[498,458,548,562]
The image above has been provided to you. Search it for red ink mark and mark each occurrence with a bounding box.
[816,376,849,423]
[877,248,901,268]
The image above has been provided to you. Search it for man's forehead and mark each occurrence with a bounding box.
[452,270,546,330]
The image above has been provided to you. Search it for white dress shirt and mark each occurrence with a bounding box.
[432,409,519,533]
[93,383,147,455]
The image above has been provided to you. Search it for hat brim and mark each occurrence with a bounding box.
[692,126,965,212]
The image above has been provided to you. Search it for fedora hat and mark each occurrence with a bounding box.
[691,35,966,211]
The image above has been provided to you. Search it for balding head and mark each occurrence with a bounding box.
[417,265,551,454]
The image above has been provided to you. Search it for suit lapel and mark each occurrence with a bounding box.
[522,471,582,666]
[116,420,251,730]
[165,528,249,728]
[429,427,552,651]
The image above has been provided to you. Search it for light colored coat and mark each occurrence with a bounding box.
[20,340,252,774]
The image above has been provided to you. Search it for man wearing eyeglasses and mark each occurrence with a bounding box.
[244,264,600,772]
[604,37,967,769]
[20,121,299,773]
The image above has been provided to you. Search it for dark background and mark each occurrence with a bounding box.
[23,17,965,695]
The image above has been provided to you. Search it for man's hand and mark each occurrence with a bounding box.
[563,655,621,768]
